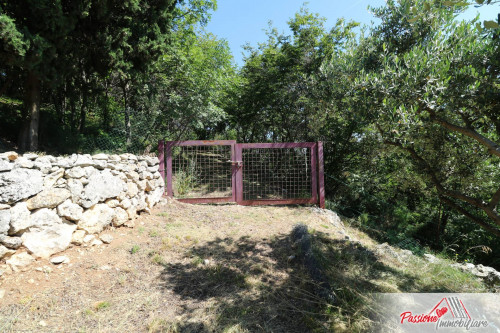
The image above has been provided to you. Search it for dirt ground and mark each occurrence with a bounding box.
[0,200,352,332]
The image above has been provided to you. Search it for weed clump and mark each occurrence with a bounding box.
[130,245,140,254]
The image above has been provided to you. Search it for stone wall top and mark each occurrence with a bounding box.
[0,151,165,268]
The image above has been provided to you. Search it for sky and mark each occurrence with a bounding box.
[205,0,500,67]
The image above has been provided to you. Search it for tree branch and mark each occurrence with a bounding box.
[377,125,500,233]
[428,112,500,158]
[488,186,500,210]
[440,197,500,238]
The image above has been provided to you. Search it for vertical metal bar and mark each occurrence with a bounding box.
[231,143,236,202]
[166,141,173,197]
[235,143,243,204]
[311,143,318,203]
[318,141,325,209]
[158,140,165,196]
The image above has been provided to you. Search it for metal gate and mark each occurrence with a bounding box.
[159,140,325,208]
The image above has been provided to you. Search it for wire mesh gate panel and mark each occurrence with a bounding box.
[160,140,236,203]
[235,143,318,205]
[159,140,325,207]
[242,148,311,199]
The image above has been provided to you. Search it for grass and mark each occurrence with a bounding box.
[164,222,183,231]
[173,170,198,196]
[147,318,179,333]
[0,202,493,333]
[93,301,110,311]
[149,229,160,237]
[300,231,488,332]
[191,255,204,266]
[150,253,166,266]
[130,245,140,254]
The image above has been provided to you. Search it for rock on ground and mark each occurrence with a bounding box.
[0,245,15,259]
[50,255,70,265]
[99,234,113,244]
[376,243,399,258]
[423,253,440,263]
[6,252,35,272]
[21,209,77,259]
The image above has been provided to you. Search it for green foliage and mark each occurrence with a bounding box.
[229,7,359,143]
[130,245,140,254]
[174,170,198,196]
[153,28,238,141]
[94,301,110,311]
[0,12,27,56]
[1,0,498,269]
[0,0,237,152]
[230,1,499,268]
[358,0,500,237]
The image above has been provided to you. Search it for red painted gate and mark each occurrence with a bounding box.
[158,140,325,208]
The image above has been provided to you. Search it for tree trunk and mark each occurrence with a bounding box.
[78,92,86,133]
[53,92,64,124]
[70,98,76,132]
[19,71,41,151]
[436,204,448,245]
[122,82,131,146]
[103,85,110,131]
[17,121,30,151]
[125,107,131,146]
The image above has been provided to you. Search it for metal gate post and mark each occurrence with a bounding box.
[158,140,165,196]
[166,141,173,197]
[311,142,318,204]
[231,144,237,202]
[318,141,325,209]
[235,143,243,205]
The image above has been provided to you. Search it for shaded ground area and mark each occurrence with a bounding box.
[0,201,488,332]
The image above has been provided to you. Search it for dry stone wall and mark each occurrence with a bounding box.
[0,151,164,265]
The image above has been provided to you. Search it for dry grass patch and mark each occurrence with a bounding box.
[0,200,491,332]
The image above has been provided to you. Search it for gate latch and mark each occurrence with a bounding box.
[227,160,243,167]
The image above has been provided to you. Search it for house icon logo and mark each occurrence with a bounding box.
[427,296,470,320]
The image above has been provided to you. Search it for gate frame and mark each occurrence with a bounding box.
[159,140,325,208]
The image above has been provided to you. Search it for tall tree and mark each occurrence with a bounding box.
[0,0,178,150]
[231,8,358,143]
[359,0,500,236]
